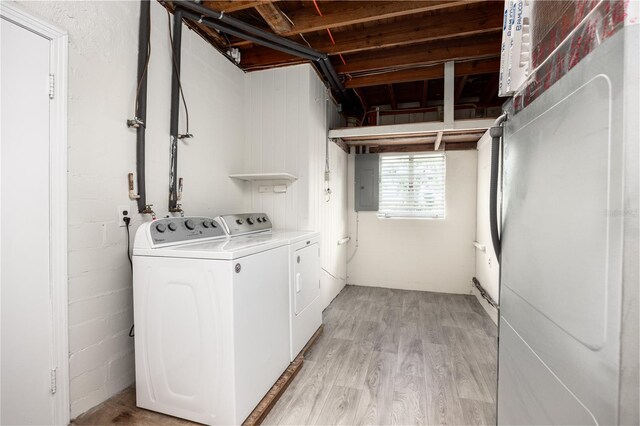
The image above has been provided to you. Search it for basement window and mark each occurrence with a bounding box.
[378,152,446,219]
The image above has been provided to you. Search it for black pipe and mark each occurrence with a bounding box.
[321,57,346,93]
[180,11,318,62]
[176,0,320,57]
[169,9,183,212]
[135,0,150,213]
[175,0,349,99]
[489,114,507,261]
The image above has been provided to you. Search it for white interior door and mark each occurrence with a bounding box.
[1,17,56,425]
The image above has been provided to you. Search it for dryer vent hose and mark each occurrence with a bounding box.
[489,114,507,262]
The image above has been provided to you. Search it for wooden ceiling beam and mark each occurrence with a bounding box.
[421,81,429,107]
[336,35,501,75]
[387,84,397,109]
[202,0,275,13]
[241,35,501,73]
[255,2,292,34]
[343,58,500,88]
[281,1,481,36]
[231,5,502,53]
[370,141,477,153]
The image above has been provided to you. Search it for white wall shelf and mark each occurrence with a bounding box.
[229,173,298,182]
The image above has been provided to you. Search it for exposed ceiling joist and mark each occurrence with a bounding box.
[370,141,477,153]
[387,84,397,109]
[202,0,274,13]
[172,0,503,117]
[280,0,481,37]
[255,2,292,34]
[421,81,429,107]
[232,6,502,55]
[335,35,501,74]
[344,58,500,88]
[241,34,501,72]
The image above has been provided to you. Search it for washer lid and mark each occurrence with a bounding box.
[133,232,288,260]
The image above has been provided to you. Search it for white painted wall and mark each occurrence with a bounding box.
[347,150,478,294]
[473,131,499,323]
[243,65,348,308]
[14,1,247,418]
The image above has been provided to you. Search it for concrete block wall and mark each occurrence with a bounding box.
[15,0,248,417]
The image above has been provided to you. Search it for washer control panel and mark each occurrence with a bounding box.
[217,213,272,235]
[150,217,226,245]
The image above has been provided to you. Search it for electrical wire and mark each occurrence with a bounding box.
[310,0,348,66]
[124,217,133,271]
[124,217,135,338]
[167,9,191,134]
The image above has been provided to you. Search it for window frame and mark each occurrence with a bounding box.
[377,152,447,220]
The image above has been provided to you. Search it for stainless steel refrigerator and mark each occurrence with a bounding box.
[495,15,639,426]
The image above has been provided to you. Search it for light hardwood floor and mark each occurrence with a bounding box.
[263,285,497,426]
[73,285,497,426]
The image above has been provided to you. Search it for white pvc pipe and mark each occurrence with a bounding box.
[473,241,486,252]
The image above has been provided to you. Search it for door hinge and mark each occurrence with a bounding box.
[48,74,55,100]
[50,368,57,394]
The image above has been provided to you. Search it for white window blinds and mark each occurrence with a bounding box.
[378,152,446,218]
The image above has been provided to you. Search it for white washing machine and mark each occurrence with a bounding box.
[217,214,322,361]
[132,216,290,425]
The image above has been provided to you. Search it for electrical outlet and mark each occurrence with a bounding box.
[118,205,131,227]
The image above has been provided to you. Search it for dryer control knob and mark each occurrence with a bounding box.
[155,223,167,233]
[202,221,210,228]
[236,219,244,225]
[185,219,196,230]
[247,218,254,225]
[262,216,268,222]
[168,222,177,231]
[210,221,218,228]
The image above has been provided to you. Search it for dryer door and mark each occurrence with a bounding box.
[294,243,320,315]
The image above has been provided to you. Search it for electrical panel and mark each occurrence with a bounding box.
[354,154,379,212]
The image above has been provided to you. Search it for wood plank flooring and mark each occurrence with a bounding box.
[264,285,497,425]
[73,285,497,426]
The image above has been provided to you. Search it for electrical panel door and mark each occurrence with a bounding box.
[354,154,379,211]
